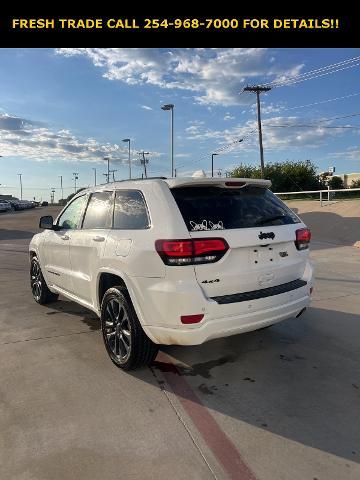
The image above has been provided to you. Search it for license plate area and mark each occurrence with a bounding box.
[249,245,277,266]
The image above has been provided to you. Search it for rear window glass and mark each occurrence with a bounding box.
[171,186,300,231]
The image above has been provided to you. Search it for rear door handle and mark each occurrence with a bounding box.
[61,235,70,241]
[92,236,105,242]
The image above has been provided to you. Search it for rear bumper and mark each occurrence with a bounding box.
[142,292,311,345]
[132,261,314,346]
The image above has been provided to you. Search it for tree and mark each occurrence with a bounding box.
[351,179,360,188]
[227,160,321,192]
[328,176,344,189]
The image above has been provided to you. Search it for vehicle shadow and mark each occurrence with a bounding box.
[132,306,360,463]
[40,296,360,463]
[297,211,360,250]
[0,229,35,240]
[43,299,100,331]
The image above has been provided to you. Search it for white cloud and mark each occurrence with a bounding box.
[0,113,132,162]
[329,147,360,162]
[224,113,235,121]
[56,48,304,107]
[251,102,283,115]
[140,105,152,110]
[184,115,343,151]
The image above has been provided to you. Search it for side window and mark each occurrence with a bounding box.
[57,195,87,230]
[114,190,149,230]
[82,191,113,229]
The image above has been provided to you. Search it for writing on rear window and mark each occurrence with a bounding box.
[189,220,224,231]
[171,185,300,231]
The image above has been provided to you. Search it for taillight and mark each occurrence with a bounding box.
[295,228,311,250]
[155,238,229,266]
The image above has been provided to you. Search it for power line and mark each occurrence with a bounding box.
[278,92,360,111]
[265,112,360,128]
[260,56,360,89]
[266,124,360,129]
[173,129,258,171]
[273,63,360,88]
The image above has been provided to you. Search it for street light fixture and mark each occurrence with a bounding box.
[161,104,174,178]
[122,139,131,179]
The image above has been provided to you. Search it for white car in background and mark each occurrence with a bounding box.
[29,177,313,370]
[0,200,12,212]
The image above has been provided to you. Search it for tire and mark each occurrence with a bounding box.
[30,257,59,304]
[100,286,159,370]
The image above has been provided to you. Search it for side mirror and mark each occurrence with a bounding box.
[39,215,54,230]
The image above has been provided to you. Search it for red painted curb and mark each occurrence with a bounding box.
[156,352,257,480]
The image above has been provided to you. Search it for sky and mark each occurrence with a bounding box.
[0,47,359,201]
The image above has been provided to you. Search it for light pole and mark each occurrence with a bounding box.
[51,188,56,204]
[17,173,23,199]
[59,175,63,200]
[211,153,219,178]
[161,104,174,177]
[122,139,131,179]
[73,173,79,193]
[104,156,110,183]
[92,168,97,186]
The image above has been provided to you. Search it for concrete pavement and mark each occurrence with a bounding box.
[0,203,359,480]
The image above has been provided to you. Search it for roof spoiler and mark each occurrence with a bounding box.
[166,177,272,189]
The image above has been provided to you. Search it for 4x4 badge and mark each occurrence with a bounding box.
[258,231,275,240]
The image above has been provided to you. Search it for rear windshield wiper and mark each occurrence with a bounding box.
[255,214,287,226]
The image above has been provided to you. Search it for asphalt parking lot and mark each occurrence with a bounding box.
[1,203,360,480]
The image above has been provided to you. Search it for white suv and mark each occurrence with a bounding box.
[29,177,313,369]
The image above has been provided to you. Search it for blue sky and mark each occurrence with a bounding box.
[0,48,359,201]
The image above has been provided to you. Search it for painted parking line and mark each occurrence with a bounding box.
[155,352,256,480]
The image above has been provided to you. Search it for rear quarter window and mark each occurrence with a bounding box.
[171,186,300,231]
[113,190,150,229]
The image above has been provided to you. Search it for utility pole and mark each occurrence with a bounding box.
[73,172,79,193]
[243,85,271,177]
[211,153,219,178]
[109,169,117,182]
[17,173,23,199]
[92,168,97,186]
[139,152,149,178]
[161,104,174,177]
[59,175,63,200]
[104,156,110,183]
[51,188,55,204]
[122,139,131,179]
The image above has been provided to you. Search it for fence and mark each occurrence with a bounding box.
[275,187,360,207]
